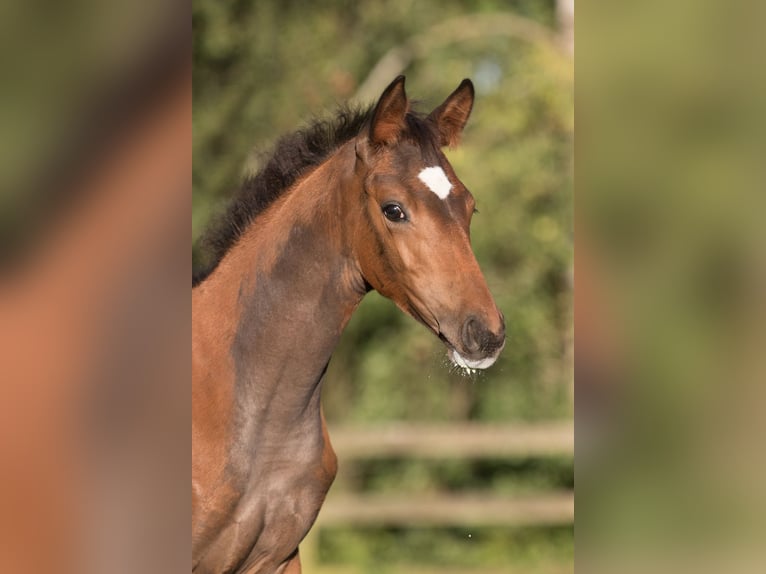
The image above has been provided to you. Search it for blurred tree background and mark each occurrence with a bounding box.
[193,0,572,571]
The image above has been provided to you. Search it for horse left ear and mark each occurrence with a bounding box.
[428,79,475,148]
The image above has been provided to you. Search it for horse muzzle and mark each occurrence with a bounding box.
[447,314,506,370]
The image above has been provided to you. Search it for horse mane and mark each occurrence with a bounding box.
[193,103,439,287]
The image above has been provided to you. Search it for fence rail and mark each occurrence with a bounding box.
[329,422,574,459]
[320,491,574,527]
[303,421,574,573]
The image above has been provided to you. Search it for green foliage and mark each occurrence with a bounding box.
[320,525,574,572]
[193,0,571,570]
[339,457,574,494]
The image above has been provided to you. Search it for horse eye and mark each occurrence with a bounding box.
[382,203,407,222]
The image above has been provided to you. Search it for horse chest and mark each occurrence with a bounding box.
[200,430,336,573]
[246,443,336,534]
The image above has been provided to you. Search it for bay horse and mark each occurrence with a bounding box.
[192,76,505,573]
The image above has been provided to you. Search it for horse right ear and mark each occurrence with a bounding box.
[368,76,409,146]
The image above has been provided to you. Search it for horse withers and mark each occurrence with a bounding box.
[192,76,505,573]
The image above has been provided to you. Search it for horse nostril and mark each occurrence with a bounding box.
[461,315,506,356]
[460,317,483,354]
[497,314,506,340]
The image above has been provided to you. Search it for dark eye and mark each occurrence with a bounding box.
[382,203,407,222]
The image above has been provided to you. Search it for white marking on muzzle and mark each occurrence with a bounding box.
[418,166,452,199]
[449,348,499,371]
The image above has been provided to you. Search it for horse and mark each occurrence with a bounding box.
[192,76,505,573]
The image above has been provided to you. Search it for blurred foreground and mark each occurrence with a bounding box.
[577,1,766,572]
[0,1,190,572]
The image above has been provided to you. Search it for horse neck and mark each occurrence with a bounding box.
[194,142,365,429]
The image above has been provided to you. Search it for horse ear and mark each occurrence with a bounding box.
[369,75,409,146]
[428,79,475,148]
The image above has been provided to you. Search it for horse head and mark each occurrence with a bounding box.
[351,76,505,370]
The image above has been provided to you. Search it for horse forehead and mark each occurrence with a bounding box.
[376,144,465,200]
[417,166,453,199]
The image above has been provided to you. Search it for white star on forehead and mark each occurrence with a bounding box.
[418,166,452,199]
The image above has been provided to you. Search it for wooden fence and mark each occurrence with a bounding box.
[302,422,574,574]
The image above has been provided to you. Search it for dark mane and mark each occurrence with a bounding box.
[193,103,439,287]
